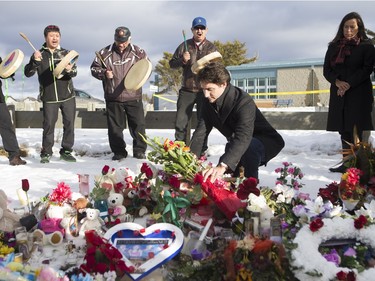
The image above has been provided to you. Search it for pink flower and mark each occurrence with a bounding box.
[48,182,72,204]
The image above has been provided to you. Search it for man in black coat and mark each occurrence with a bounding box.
[190,62,284,182]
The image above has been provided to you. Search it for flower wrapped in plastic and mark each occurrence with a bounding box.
[141,135,203,182]
[194,173,247,220]
[80,230,134,278]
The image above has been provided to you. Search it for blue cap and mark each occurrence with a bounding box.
[192,17,207,28]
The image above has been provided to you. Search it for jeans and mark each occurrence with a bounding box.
[234,137,266,179]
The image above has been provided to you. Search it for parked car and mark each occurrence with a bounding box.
[74,89,106,111]
[38,89,106,111]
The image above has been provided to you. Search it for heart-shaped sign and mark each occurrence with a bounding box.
[104,222,184,281]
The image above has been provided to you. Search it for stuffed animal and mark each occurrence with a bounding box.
[107,192,128,222]
[79,208,105,237]
[0,189,21,232]
[123,188,149,217]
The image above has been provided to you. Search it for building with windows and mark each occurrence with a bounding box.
[227,58,331,108]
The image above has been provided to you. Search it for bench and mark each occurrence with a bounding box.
[273,99,293,107]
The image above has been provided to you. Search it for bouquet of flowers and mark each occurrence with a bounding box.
[260,162,306,225]
[48,182,73,206]
[80,230,134,278]
[141,135,204,182]
[224,236,294,281]
[339,168,367,201]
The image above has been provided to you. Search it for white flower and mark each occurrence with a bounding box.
[247,193,268,212]
[272,183,284,194]
[273,184,296,204]
[304,196,325,218]
[364,200,375,218]
[355,207,372,219]
[320,201,342,218]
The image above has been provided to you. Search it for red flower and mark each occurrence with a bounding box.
[337,271,347,280]
[354,215,368,229]
[115,182,125,193]
[21,179,30,192]
[236,177,260,200]
[318,182,339,203]
[309,217,324,232]
[347,271,356,281]
[102,165,110,175]
[169,175,181,189]
[141,163,154,179]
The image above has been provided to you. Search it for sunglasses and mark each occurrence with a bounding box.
[194,26,206,30]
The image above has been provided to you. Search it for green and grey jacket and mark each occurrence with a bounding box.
[24,44,77,103]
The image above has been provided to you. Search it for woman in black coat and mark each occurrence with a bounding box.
[323,12,375,173]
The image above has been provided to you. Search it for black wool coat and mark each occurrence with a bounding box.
[323,39,375,133]
[190,84,285,172]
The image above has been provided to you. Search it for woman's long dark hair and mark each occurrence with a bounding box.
[330,12,369,44]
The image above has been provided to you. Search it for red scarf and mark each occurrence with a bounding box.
[331,36,360,66]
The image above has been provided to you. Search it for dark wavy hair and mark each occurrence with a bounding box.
[197,62,231,85]
[330,12,368,43]
[44,25,60,37]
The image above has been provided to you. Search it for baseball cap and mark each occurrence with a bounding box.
[192,17,207,28]
[114,26,131,42]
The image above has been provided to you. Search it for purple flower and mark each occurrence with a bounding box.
[281,221,289,230]
[323,249,341,266]
[344,247,356,257]
[293,204,306,216]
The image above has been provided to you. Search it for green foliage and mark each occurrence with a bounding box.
[213,39,258,66]
[153,52,182,95]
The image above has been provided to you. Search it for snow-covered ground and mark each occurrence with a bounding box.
[0,128,350,208]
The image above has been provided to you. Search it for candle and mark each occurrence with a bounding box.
[17,188,28,206]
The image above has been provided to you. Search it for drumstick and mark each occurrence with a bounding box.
[182,30,188,51]
[19,32,38,52]
[95,51,108,69]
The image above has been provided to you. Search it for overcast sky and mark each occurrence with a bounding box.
[1,0,375,100]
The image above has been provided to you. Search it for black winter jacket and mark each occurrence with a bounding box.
[190,84,285,171]
[24,44,77,103]
[324,39,375,132]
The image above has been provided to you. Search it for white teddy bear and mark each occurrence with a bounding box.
[79,208,105,237]
[107,192,128,223]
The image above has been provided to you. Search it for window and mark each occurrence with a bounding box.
[233,77,277,99]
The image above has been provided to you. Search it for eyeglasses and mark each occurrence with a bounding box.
[194,26,206,30]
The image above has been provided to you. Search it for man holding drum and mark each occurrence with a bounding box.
[91,26,148,160]
[24,25,77,164]
[169,16,218,156]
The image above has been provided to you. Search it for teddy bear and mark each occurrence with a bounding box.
[107,192,128,223]
[123,188,149,217]
[0,189,21,233]
[79,208,105,237]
